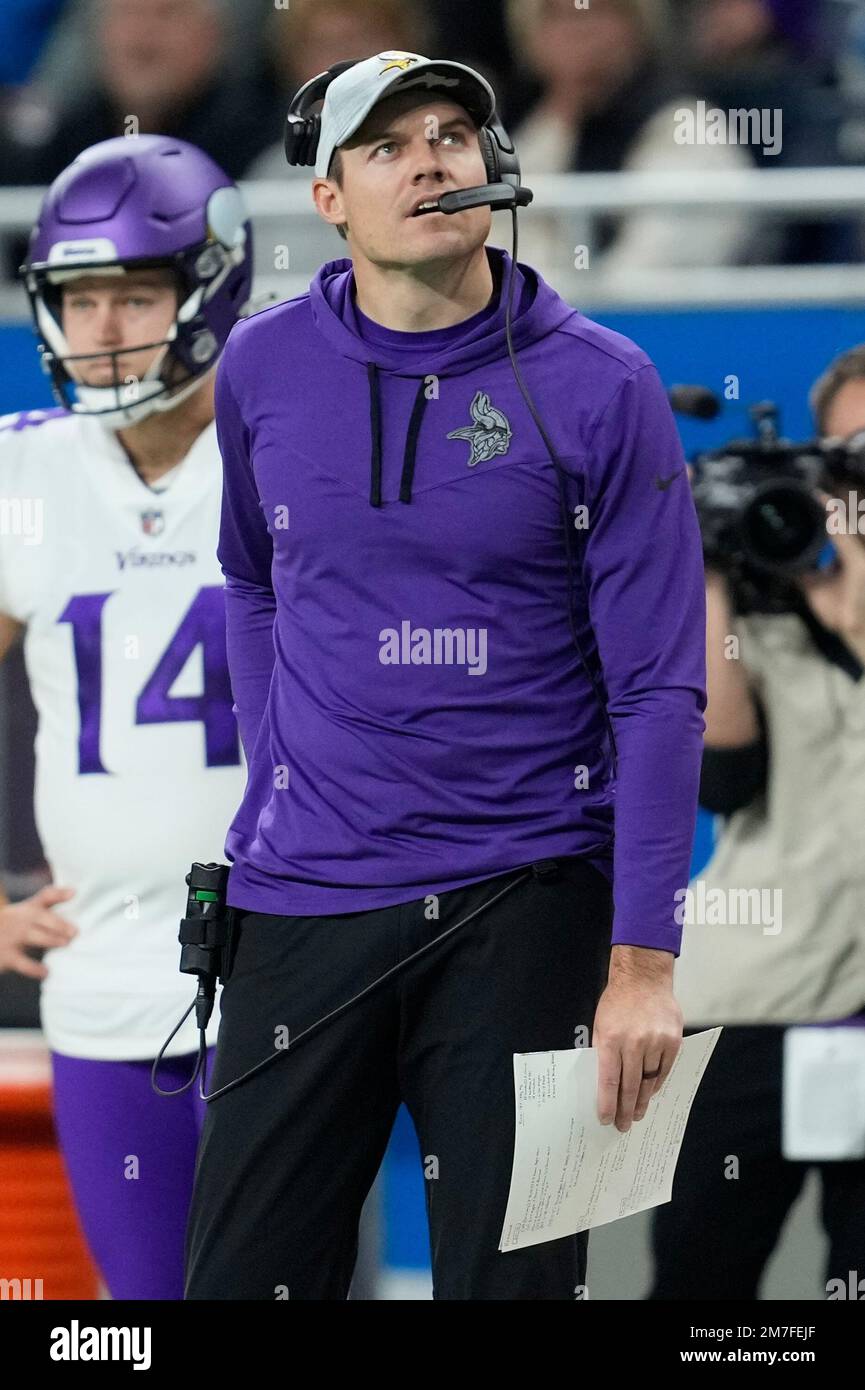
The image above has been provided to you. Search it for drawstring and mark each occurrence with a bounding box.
[399,380,430,504]
[366,367,430,507]
[367,362,382,508]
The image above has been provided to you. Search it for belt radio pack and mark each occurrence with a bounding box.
[153,859,565,1102]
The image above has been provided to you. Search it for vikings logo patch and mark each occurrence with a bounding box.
[378,54,418,76]
[447,391,513,468]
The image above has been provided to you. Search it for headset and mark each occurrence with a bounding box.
[283,59,534,214]
[152,61,619,1103]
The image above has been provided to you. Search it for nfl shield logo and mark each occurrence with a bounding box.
[141,509,164,537]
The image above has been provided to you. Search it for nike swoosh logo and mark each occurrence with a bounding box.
[655,468,685,491]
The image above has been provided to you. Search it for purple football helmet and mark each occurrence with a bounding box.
[20,134,253,426]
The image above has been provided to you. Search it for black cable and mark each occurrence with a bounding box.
[150,995,206,1096]
[193,867,533,1103]
[502,208,619,781]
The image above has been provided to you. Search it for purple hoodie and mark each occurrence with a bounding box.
[215,246,707,954]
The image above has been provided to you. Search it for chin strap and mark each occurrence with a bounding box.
[79,361,215,429]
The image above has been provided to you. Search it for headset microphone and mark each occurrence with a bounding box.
[418,182,534,215]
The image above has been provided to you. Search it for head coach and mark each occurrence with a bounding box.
[184,50,707,1301]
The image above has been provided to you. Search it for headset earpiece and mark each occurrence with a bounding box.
[284,113,315,168]
[482,111,523,185]
[478,126,498,185]
[300,113,321,167]
[284,60,362,169]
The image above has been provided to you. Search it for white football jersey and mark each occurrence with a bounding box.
[0,406,246,1061]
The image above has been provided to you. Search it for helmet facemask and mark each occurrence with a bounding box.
[23,250,234,428]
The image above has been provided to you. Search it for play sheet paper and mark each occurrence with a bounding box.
[499,1028,723,1251]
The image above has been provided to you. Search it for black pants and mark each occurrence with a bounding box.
[649,1023,865,1300]
[184,855,613,1300]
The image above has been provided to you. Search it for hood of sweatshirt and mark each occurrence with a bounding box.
[308,245,576,507]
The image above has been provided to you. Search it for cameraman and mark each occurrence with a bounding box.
[650,347,865,1301]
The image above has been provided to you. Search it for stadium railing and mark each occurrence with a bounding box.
[0,168,864,314]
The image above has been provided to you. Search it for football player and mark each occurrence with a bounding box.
[0,134,252,1299]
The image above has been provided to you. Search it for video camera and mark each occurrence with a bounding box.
[671,386,865,613]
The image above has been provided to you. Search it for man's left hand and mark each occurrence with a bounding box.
[592,945,682,1132]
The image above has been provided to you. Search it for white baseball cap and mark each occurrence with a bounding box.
[315,51,497,178]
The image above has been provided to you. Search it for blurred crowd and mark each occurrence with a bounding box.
[0,1,863,278]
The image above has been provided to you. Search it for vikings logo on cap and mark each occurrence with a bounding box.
[378,54,420,76]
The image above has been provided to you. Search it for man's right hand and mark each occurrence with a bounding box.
[0,886,78,979]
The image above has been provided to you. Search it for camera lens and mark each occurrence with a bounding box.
[740,483,826,573]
